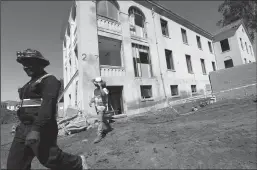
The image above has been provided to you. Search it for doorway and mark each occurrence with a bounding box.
[107,86,124,115]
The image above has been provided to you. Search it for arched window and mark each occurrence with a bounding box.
[96,0,119,21]
[128,6,146,38]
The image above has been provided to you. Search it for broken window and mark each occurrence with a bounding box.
[170,85,179,96]
[208,41,213,53]
[191,85,197,94]
[181,28,188,44]
[200,59,206,74]
[245,42,249,53]
[240,38,244,50]
[132,43,152,78]
[160,19,169,37]
[129,7,146,38]
[196,36,202,49]
[212,61,216,71]
[185,55,193,73]
[220,39,230,52]
[224,59,234,68]
[96,0,119,21]
[140,85,152,99]
[98,36,122,67]
[165,49,175,70]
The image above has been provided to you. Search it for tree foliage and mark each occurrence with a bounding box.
[217,0,257,41]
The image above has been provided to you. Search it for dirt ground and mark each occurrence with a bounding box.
[1,96,256,169]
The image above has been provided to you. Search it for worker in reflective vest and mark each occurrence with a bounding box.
[7,49,88,170]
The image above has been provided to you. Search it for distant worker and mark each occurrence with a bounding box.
[89,77,113,143]
[7,49,88,170]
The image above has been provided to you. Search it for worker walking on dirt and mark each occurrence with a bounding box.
[7,49,88,170]
[89,77,113,143]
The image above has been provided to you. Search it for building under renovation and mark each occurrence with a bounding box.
[59,0,255,116]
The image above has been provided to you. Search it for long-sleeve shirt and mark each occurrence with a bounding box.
[18,72,60,132]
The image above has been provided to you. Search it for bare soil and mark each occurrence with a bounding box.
[1,96,256,169]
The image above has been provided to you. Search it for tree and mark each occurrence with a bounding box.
[217,0,257,42]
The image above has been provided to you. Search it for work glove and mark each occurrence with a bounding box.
[25,131,40,146]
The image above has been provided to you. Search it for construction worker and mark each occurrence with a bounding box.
[7,49,88,170]
[89,77,112,143]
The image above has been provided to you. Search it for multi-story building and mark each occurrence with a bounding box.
[59,1,252,116]
[213,19,256,69]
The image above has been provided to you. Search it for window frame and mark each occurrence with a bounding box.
[200,58,207,75]
[170,85,179,97]
[160,18,169,37]
[196,35,202,49]
[220,39,230,52]
[165,49,175,71]
[185,54,193,73]
[181,28,188,44]
[140,85,153,100]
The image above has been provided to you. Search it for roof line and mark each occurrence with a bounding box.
[145,0,214,39]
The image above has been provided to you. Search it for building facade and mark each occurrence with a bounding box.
[60,0,224,116]
[213,20,256,70]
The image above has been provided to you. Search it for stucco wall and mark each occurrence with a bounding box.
[209,62,257,100]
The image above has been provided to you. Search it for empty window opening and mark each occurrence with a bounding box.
[185,55,193,73]
[200,59,207,74]
[220,39,230,52]
[98,36,122,67]
[170,85,179,96]
[96,0,119,21]
[240,38,244,50]
[224,59,234,68]
[132,43,152,78]
[191,85,197,94]
[181,28,188,44]
[208,41,213,53]
[196,36,202,49]
[165,49,175,70]
[249,45,253,55]
[160,19,169,37]
[129,7,146,38]
[212,61,216,71]
[245,42,249,53]
[140,85,153,99]
[107,86,124,115]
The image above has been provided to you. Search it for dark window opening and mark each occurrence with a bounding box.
[224,59,234,68]
[196,36,202,49]
[170,85,179,96]
[212,61,216,71]
[220,39,230,52]
[240,38,244,50]
[165,49,175,70]
[185,55,193,73]
[208,41,213,53]
[181,28,188,44]
[245,42,249,53]
[140,85,152,99]
[160,19,169,37]
[191,85,197,94]
[244,58,247,64]
[200,59,206,74]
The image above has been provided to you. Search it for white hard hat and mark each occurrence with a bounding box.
[94,77,102,82]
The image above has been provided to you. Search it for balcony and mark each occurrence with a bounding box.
[130,25,147,40]
[100,65,125,77]
[97,15,122,34]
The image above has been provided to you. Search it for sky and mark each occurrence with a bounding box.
[1,1,256,101]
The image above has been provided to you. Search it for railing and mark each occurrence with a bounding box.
[97,15,122,34]
[100,65,125,77]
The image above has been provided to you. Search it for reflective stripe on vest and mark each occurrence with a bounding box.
[20,98,43,108]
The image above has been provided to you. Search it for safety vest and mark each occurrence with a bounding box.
[19,74,52,108]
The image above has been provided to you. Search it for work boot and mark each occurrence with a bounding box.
[93,135,103,144]
[79,155,88,170]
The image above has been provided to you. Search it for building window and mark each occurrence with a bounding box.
[185,55,193,73]
[196,36,202,49]
[132,43,152,78]
[140,85,152,99]
[71,4,76,21]
[208,41,213,53]
[220,39,230,52]
[67,23,71,37]
[99,36,122,66]
[200,59,206,74]
[181,28,188,44]
[245,42,249,53]
[244,58,247,64]
[129,6,146,38]
[96,0,119,21]
[224,59,234,68]
[240,38,244,50]
[212,61,216,71]
[170,85,179,96]
[165,49,175,70]
[69,94,71,105]
[191,85,197,94]
[249,45,253,55]
[160,19,169,37]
